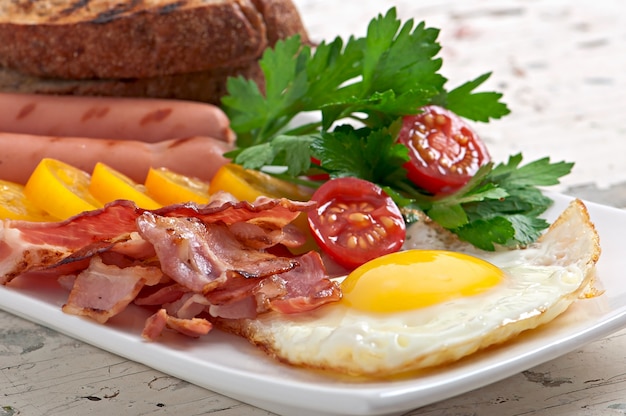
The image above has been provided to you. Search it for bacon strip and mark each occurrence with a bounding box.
[62,256,163,323]
[269,252,342,313]
[136,213,299,293]
[134,283,188,306]
[0,201,141,283]
[142,308,213,341]
[0,193,340,342]
[0,195,313,284]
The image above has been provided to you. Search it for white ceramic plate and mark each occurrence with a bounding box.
[1,192,625,416]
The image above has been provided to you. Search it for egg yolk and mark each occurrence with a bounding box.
[341,250,504,313]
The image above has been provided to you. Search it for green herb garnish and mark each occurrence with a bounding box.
[221,7,572,250]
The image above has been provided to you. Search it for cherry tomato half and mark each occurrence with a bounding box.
[398,105,491,195]
[308,177,406,269]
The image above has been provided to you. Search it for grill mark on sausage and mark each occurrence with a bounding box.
[17,102,36,120]
[81,106,110,122]
[140,108,173,126]
[166,136,193,149]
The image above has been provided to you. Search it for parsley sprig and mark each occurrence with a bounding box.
[221,7,573,250]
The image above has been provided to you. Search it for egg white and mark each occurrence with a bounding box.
[217,199,601,377]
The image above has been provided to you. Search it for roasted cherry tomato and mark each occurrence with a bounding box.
[308,177,406,269]
[307,157,330,181]
[398,105,490,195]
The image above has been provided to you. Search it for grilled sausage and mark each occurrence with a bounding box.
[0,132,232,184]
[0,93,235,143]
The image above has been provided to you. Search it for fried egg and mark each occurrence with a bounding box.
[218,199,601,377]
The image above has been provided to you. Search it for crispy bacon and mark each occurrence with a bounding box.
[269,251,342,314]
[136,213,299,293]
[142,308,169,340]
[134,283,188,306]
[165,292,211,320]
[165,316,213,338]
[0,201,141,283]
[142,308,213,341]
[203,252,341,318]
[0,193,340,341]
[0,194,313,284]
[62,256,163,323]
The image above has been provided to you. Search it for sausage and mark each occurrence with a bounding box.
[0,132,232,184]
[0,93,235,144]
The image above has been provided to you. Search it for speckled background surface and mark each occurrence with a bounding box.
[295,0,626,206]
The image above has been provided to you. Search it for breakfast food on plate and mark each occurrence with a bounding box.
[0,132,232,184]
[215,199,601,376]
[0,91,237,184]
[0,194,341,333]
[0,5,606,381]
[0,92,236,142]
[0,0,309,103]
[0,178,602,377]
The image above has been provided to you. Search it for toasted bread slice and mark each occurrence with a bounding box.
[0,61,264,105]
[0,0,308,80]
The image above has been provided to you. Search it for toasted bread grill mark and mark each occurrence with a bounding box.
[91,1,140,24]
[156,1,185,16]
[56,0,92,23]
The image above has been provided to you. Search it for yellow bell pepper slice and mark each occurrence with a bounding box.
[209,164,313,202]
[89,162,161,210]
[24,158,102,219]
[144,167,210,206]
[0,179,56,221]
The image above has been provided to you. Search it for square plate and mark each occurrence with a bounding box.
[1,192,625,416]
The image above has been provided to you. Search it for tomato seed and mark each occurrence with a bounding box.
[380,216,395,229]
[454,133,469,145]
[348,212,369,225]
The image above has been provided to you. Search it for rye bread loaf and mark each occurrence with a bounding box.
[0,0,308,80]
[0,61,264,105]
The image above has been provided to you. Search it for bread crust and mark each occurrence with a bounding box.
[0,63,264,105]
[250,0,308,45]
[0,0,307,80]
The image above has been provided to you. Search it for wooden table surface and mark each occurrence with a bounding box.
[2,1,626,415]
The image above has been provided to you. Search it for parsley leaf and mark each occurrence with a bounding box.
[433,155,573,249]
[223,7,504,144]
[221,7,572,250]
[433,72,510,122]
[310,125,409,184]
